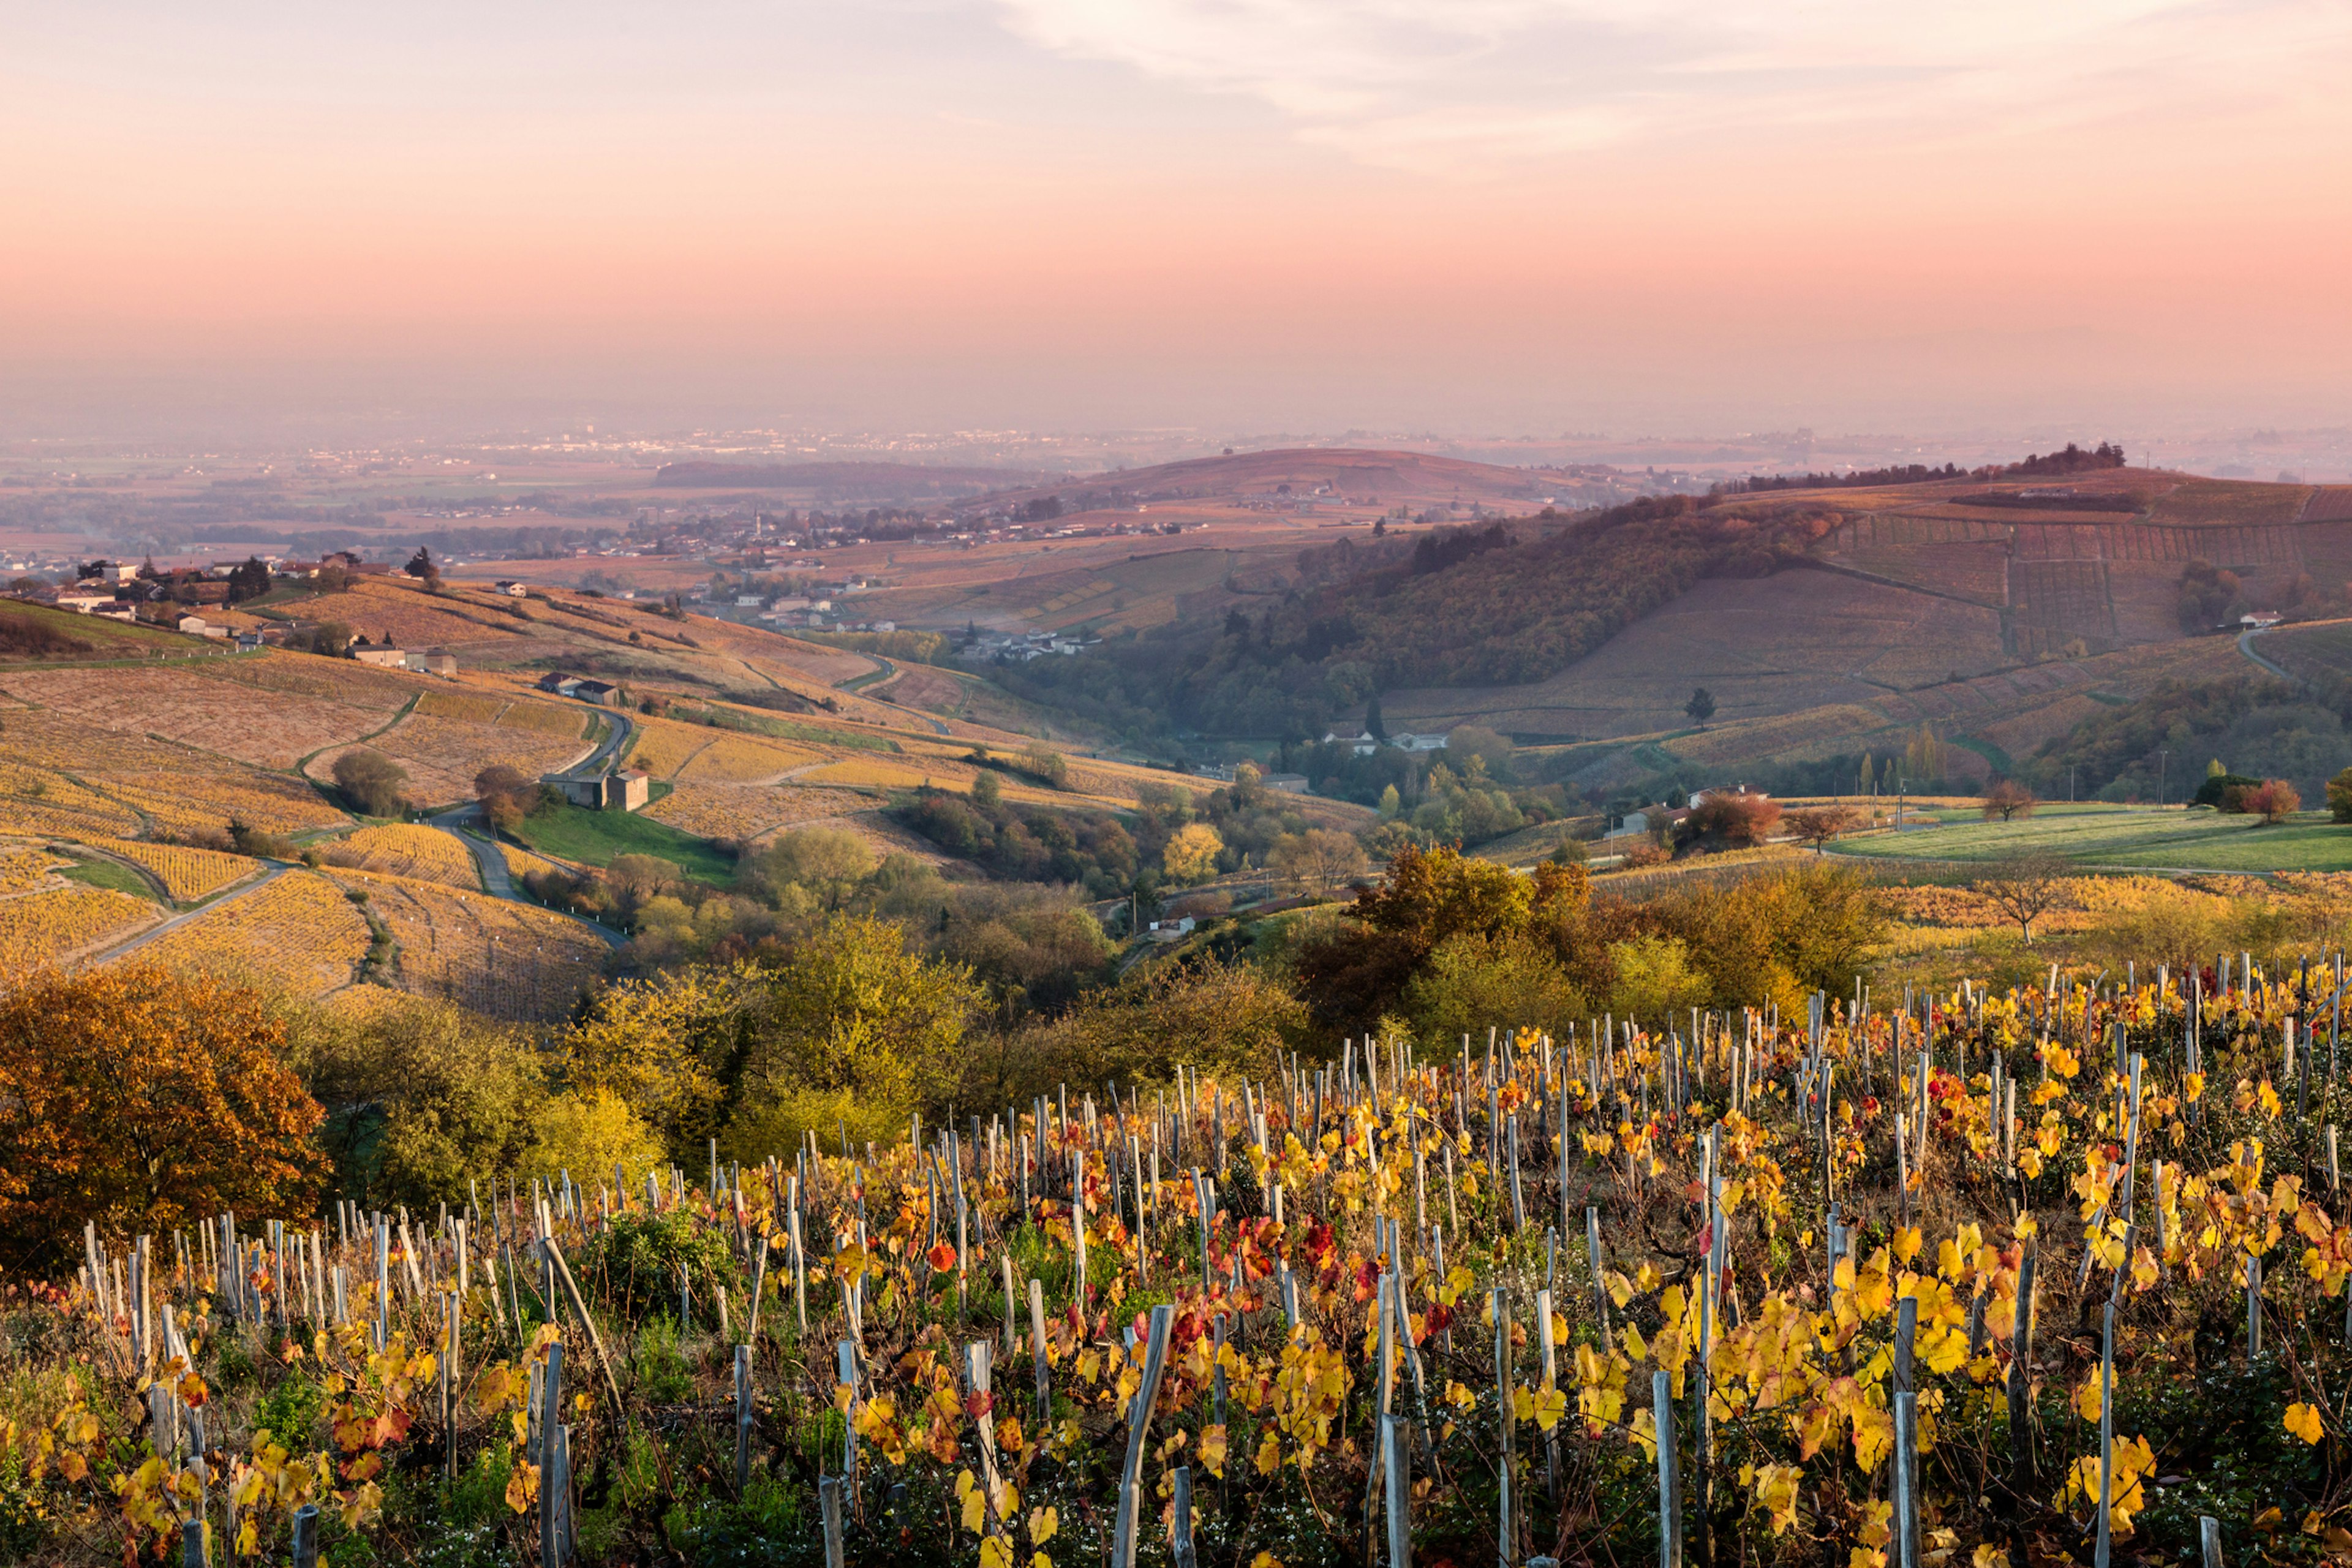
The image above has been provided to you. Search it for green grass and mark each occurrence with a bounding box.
[1829,805,2352,872]
[508,802,736,884]
[57,856,162,901]
[0,600,213,657]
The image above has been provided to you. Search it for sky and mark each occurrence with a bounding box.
[2,0,2350,440]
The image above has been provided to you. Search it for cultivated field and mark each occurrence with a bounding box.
[327,867,608,1022]
[123,870,374,997]
[81,837,261,902]
[1830,804,2352,872]
[20,969,2352,1567]
[331,823,483,888]
[0,883,158,971]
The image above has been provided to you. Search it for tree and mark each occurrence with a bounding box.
[1981,779,2038,822]
[1685,687,1716,728]
[1784,805,1855,853]
[1973,851,2073,943]
[333,749,410,818]
[560,968,741,1153]
[1163,822,1224,884]
[971,769,1002,809]
[2242,778,2301,824]
[0,966,325,1265]
[475,763,537,832]
[1605,935,1711,1022]
[724,917,984,1158]
[746,826,880,910]
[404,547,442,589]
[1687,790,1781,846]
[1446,725,1515,781]
[226,556,273,603]
[974,956,1302,1106]
[1404,931,1585,1049]
[1270,829,1368,894]
[1363,693,1387,741]
[1018,742,1069,790]
[2329,766,2352,824]
[284,993,548,1210]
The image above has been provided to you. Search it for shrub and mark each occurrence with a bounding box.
[574,1209,740,1325]
[2328,766,2352,823]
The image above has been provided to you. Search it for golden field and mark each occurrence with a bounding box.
[327,867,608,1022]
[127,870,373,998]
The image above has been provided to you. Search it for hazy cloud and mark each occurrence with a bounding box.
[992,0,2350,172]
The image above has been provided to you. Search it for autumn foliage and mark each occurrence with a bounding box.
[0,964,325,1265]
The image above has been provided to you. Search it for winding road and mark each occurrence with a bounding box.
[423,802,626,950]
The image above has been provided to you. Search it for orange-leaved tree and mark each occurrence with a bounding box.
[0,964,326,1267]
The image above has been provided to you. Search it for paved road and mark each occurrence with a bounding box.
[2238,625,2293,680]
[424,803,626,951]
[85,863,292,964]
[2237,613,2352,682]
[547,707,637,780]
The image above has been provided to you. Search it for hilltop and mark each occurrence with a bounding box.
[984,447,1564,512]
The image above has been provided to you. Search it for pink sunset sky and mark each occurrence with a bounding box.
[3,0,2348,435]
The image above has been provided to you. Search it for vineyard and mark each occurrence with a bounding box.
[359,714,600,805]
[13,961,2352,1567]
[327,867,610,1021]
[334,824,485,889]
[0,841,68,895]
[643,782,883,843]
[126,870,375,997]
[0,883,158,968]
[84,837,262,902]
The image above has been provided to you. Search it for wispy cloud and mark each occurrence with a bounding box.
[991,0,2351,172]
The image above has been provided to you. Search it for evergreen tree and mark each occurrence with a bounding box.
[1364,693,1387,740]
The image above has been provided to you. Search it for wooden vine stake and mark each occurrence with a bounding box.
[1381,1412,1412,1568]
[1653,1368,1681,1568]
[819,1474,846,1568]
[1495,1289,1518,1566]
[1111,1303,1174,1568]
[734,1344,754,1491]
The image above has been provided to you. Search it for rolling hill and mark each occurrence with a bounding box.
[984,446,1566,513]
[0,575,1251,1014]
[993,462,2352,796]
